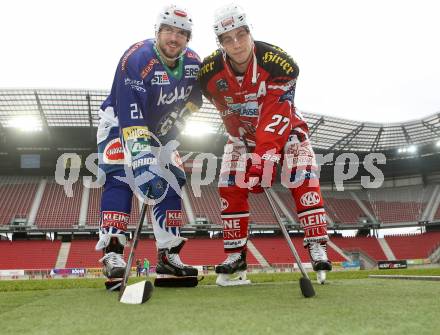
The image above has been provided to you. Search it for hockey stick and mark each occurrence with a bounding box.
[119,202,153,304]
[241,135,315,298]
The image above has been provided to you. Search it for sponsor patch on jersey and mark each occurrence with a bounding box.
[200,61,215,76]
[125,77,146,92]
[184,65,199,78]
[300,191,321,207]
[186,51,201,61]
[141,58,160,79]
[224,96,233,104]
[122,126,150,141]
[152,71,170,85]
[101,211,130,231]
[121,41,144,72]
[156,86,193,106]
[166,210,183,227]
[227,103,242,113]
[220,197,229,211]
[240,101,259,117]
[103,138,125,164]
[216,79,228,91]
[262,51,295,75]
[244,93,257,101]
[131,141,151,156]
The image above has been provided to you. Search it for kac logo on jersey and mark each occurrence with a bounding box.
[157,86,193,106]
[300,191,321,207]
[220,197,229,211]
[184,65,199,78]
[152,71,170,85]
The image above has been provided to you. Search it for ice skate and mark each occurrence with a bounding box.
[154,241,199,287]
[307,242,332,284]
[98,235,126,282]
[96,235,127,290]
[215,250,251,286]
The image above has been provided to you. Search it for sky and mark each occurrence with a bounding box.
[1,0,439,123]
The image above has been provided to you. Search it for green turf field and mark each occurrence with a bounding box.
[1,269,439,335]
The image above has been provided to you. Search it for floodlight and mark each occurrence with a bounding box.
[6,116,42,132]
[407,145,417,153]
[182,121,215,136]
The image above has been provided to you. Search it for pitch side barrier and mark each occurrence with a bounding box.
[53,148,387,199]
[0,263,353,281]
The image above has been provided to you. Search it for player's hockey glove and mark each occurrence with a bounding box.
[246,153,280,193]
[246,163,264,193]
[158,101,199,137]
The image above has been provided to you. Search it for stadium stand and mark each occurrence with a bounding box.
[384,231,440,260]
[323,191,365,224]
[360,185,432,224]
[1,89,440,274]
[249,193,277,225]
[0,240,61,269]
[250,236,346,264]
[331,236,387,261]
[186,184,222,225]
[65,240,102,268]
[273,189,299,222]
[35,179,83,228]
[65,237,254,268]
[86,187,102,226]
[0,176,39,226]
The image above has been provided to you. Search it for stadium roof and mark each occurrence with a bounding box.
[1,88,439,152]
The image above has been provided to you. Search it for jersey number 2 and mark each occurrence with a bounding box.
[264,115,290,135]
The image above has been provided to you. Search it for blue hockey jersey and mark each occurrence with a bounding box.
[98,39,202,153]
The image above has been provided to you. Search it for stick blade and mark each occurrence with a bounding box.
[119,280,153,304]
[299,277,316,298]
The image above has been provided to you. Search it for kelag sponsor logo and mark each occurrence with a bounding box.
[156,86,193,106]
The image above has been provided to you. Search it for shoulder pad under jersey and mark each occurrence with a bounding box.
[120,39,160,81]
[198,49,223,89]
[255,41,299,80]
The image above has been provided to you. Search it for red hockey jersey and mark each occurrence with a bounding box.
[199,41,308,159]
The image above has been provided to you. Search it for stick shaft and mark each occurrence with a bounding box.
[119,203,148,298]
[264,189,310,279]
[241,134,310,279]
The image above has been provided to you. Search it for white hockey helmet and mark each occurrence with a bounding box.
[155,5,193,38]
[213,3,249,36]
